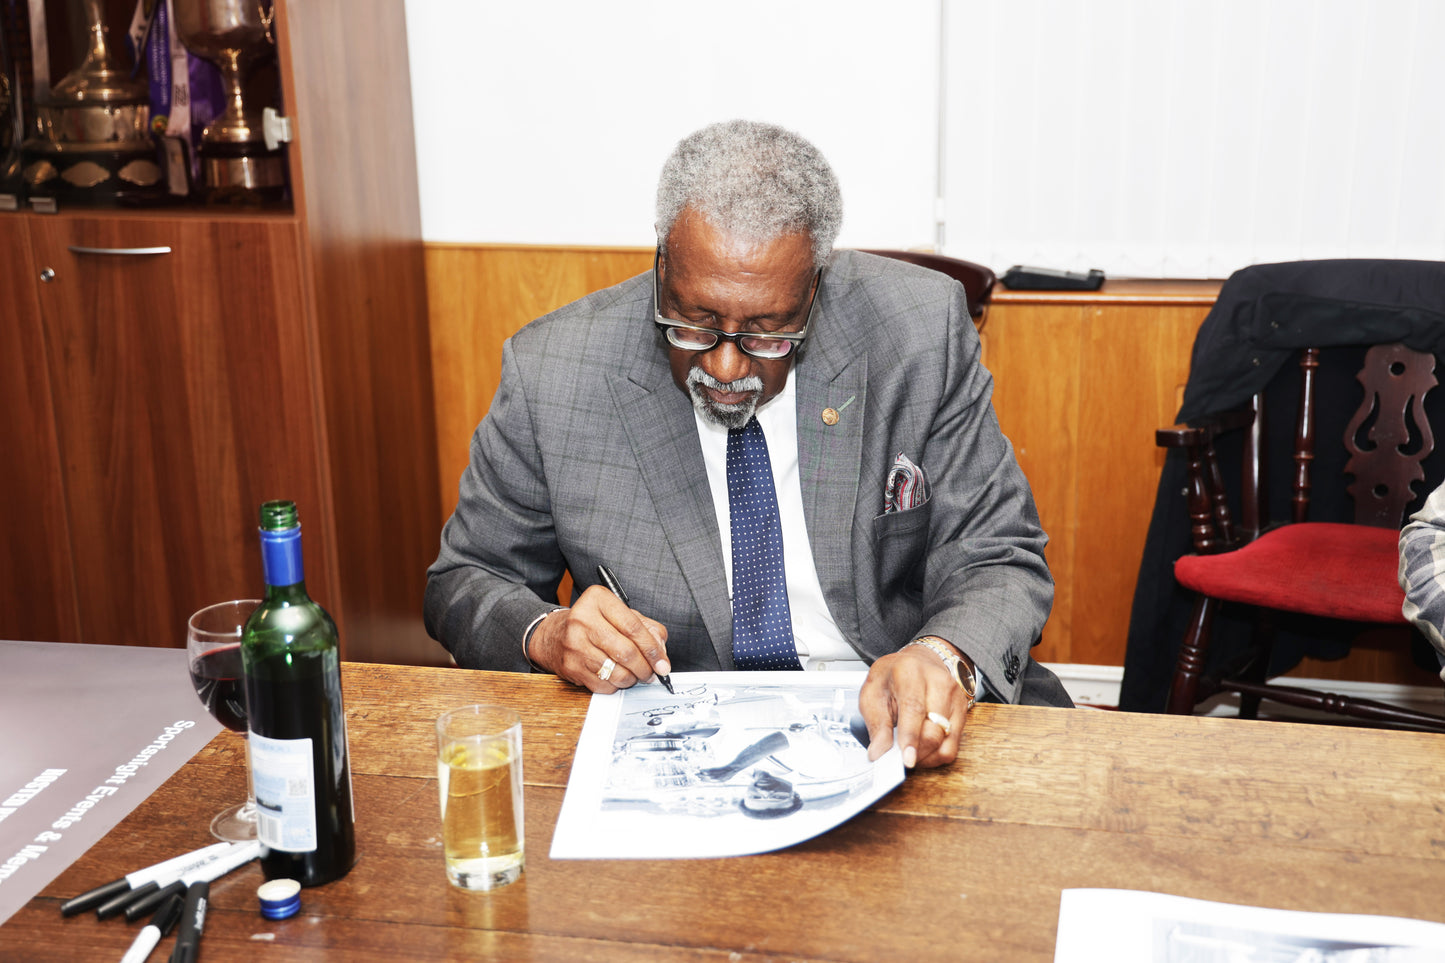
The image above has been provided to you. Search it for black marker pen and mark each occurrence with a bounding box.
[61,841,233,916]
[168,881,208,963]
[96,880,158,921]
[124,879,185,923]
[118,892,184,963]
[598,564,674,694]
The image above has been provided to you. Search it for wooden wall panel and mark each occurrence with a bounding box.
[984,286,1214,667]
[981,306,1085,666]
[427,244,652,517]
[1070,302,1208,665]
[424,248,1437,688]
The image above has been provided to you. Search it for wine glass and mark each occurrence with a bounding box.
[187,599,261,841]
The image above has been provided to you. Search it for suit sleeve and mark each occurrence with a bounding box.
[911,284,1056,703]
[425,339,568,670]
[1399,480,1445,678]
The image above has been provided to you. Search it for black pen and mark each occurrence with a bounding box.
[118,892,184,963]
[96,880,158,920]
[94,841,253,920]
[126,840,260,923]
[597,564,674,694]
[123,879,185,923]
[169,881,208,963]
[61,840,233,916]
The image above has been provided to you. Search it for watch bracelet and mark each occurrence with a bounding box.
[905,637,978,703]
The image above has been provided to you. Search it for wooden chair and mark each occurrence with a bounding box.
[861,250,996,324]
[1158,341,1445,731]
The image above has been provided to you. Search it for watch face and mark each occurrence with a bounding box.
[954,660,977,699]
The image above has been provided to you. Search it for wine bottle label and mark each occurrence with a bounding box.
[249,733,318,852]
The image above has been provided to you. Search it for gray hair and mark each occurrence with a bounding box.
[656,120,843,270]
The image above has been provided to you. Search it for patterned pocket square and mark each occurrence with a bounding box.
[883,452,929,514]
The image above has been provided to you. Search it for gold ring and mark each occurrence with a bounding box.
[598,657,616,682]
[927,711,952,736]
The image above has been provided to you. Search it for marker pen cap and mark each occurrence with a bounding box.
[257,878,302,920]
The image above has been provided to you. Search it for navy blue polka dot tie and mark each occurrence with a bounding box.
[727,417,801,670]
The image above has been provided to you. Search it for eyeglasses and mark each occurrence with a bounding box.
[652,250,822,360]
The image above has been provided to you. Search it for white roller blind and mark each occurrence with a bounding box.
[402,0,940,250]
[405,0,1445,279]
[944,0,1445,278]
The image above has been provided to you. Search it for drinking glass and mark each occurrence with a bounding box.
[187,599,261,841]
[436,705,525,891]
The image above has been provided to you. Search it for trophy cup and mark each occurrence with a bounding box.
[173,0,287,203]
[22,0,164,207]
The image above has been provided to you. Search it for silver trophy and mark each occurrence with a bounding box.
[173,0,286,202]
[23,0,163,205]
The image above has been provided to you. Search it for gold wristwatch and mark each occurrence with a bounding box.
[907,636,978,708]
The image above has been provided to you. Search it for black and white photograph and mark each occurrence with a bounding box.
[551,672,905,859]
[1056,890,1445,962]
[1157,920,1433,963]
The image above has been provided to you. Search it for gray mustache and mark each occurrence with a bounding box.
[687,369,763,394]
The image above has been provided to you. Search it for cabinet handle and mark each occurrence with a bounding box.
[40,268,55,283]
[66,245,173,256]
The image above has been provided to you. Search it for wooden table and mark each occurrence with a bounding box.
[5,664,1444,961]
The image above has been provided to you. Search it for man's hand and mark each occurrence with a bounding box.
[528,586,670,692]
[858,641,974,768]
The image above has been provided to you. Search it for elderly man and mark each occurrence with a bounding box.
[426,120,1070,769]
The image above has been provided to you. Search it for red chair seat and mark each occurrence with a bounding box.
[1174,522,1407,625]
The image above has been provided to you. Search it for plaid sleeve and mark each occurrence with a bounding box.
[1398,480,1445,678]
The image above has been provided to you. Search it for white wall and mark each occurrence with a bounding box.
[405,0,1445,279]
[404,1,940,251]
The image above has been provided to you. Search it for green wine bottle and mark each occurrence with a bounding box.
[242,500,356,886]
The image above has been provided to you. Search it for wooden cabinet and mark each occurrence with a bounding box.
[0,1,444,665]
[0,216,79,642]
[24,214,334,647]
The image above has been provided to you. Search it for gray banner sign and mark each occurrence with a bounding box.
[0,641,223,924]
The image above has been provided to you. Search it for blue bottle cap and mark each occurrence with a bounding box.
[257,878,302,920]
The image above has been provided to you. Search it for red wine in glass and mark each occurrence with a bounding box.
[188,599,261,841]
[190,644,248,733]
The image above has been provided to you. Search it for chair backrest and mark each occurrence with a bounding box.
[860,250,996,321]
[1239,343,1438,535]
[1345,344,1438,526]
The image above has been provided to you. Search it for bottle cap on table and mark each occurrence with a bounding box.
[257,878,302,920]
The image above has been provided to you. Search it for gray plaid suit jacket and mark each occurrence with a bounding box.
[425,251,1069,706]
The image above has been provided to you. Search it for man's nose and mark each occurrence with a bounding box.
[699,339,753,386]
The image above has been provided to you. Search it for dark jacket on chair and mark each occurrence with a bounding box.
[1120,259,1445,712]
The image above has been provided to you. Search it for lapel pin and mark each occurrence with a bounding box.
[821,395,856,426]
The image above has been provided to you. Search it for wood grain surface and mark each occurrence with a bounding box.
[424,248,1222,672]
[5,664,1442,962]
[422,250,1436,688]
[426,243,654,517]
[274,0,445,667]
[0,0,445,666]
[987,295,1214,667]
[0,217,80,642]
[25,214,333,648]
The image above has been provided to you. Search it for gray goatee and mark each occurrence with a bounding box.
[685,368,764,430]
